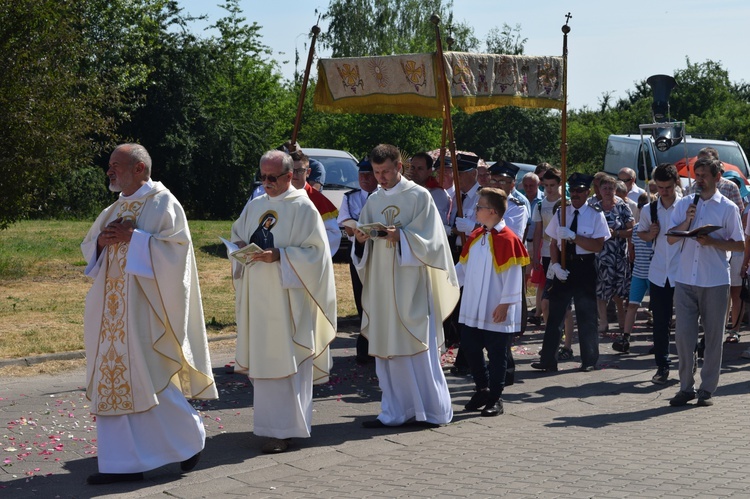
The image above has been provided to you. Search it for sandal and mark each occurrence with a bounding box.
[725,332,740,344]
[557,347,574,360]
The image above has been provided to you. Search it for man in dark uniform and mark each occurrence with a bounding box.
[531,173,610,372]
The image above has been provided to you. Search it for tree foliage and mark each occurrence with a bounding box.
[0,0,118,227]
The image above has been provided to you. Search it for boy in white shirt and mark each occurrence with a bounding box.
[455,187,530,416]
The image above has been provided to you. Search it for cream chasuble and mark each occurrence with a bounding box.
[231,187,336,383]
[354,178,460,358]
[81,181,217,416]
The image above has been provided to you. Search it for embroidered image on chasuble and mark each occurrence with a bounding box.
[96,200,141,414]
[356,180,459,359]
[82,183,217,417]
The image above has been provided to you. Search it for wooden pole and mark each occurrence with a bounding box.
[290,24,321,147]
[559,13,572,268]
[431,14,465,244]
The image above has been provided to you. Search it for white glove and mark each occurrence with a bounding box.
[455,217,476,235]
[547,262,570,281]
[557,226,576,241]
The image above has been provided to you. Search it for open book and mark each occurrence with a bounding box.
[667,224,722,238]
[356,222,389,238]
[219,237,264,265]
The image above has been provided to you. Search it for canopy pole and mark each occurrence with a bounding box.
[291,23,321,147]
[431,14,465,245]
[559,13,572,268]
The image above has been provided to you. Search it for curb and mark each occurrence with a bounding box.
[0,318,362,369]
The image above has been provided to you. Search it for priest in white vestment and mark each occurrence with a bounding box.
[231,150,336,454]
[353,144,460,428]
[81,144,217,485]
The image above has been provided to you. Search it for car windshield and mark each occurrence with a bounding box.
[656,143,749,176]
[312,156,360,189]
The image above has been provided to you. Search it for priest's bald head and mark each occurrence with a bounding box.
[107,143,151,196]
[259,150,293,197]
[370,144,403,190]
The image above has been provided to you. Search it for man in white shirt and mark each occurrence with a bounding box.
[338,157,378,364]
[532,173,610,372]
[636,163,680,385]
[619,167,646,204]
[487,161,530,240]
[667,157,744,407]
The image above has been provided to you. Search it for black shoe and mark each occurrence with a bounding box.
[464,388,491,411]
[464,388,490,411]
[362,419,389,429]
[87,472,144,485]
[579,365,596,372]
[449,365,470,376]
[651,366,669,385]
[410,420,441,428]
[696,389,713,407]
[180,451,201,472]
[481,399,503,417]
[530,362,558,372]
[612,335,630,353]
[528,315,543,326]
[669,390,696,407]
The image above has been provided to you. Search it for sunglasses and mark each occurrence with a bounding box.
[259,172,288,182]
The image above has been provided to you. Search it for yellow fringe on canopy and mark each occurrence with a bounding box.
[454,95,565,114]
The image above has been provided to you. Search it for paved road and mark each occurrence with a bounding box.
[2,316,750,498]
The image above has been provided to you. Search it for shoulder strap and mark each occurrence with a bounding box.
[650,200,658,225]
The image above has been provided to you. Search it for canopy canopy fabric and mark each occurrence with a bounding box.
[313,52,564,118]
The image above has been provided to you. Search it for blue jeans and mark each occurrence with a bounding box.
[460,326,513,398]
[650,280,674,369]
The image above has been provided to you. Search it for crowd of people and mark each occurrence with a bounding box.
[79,142,748,485]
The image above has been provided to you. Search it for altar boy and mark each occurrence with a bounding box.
[455,187,529,416]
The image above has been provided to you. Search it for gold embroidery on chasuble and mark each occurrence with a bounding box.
[96,200,142,414]
[381,205,401,249]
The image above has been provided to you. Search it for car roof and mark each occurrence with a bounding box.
[302,148,357,160]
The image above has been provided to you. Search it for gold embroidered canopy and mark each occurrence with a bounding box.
[313,51,564,118]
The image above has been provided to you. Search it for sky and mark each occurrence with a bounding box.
[177,0,750,111]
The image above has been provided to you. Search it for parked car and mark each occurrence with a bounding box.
[304,148,360,260]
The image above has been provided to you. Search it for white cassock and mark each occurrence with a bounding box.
[353,177,460,425]
[232,185,336,439]
[81,180,217,473]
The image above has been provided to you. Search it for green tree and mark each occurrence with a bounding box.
[118,0,293,218]
[0,0,119,227]
[320,0,478,57]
